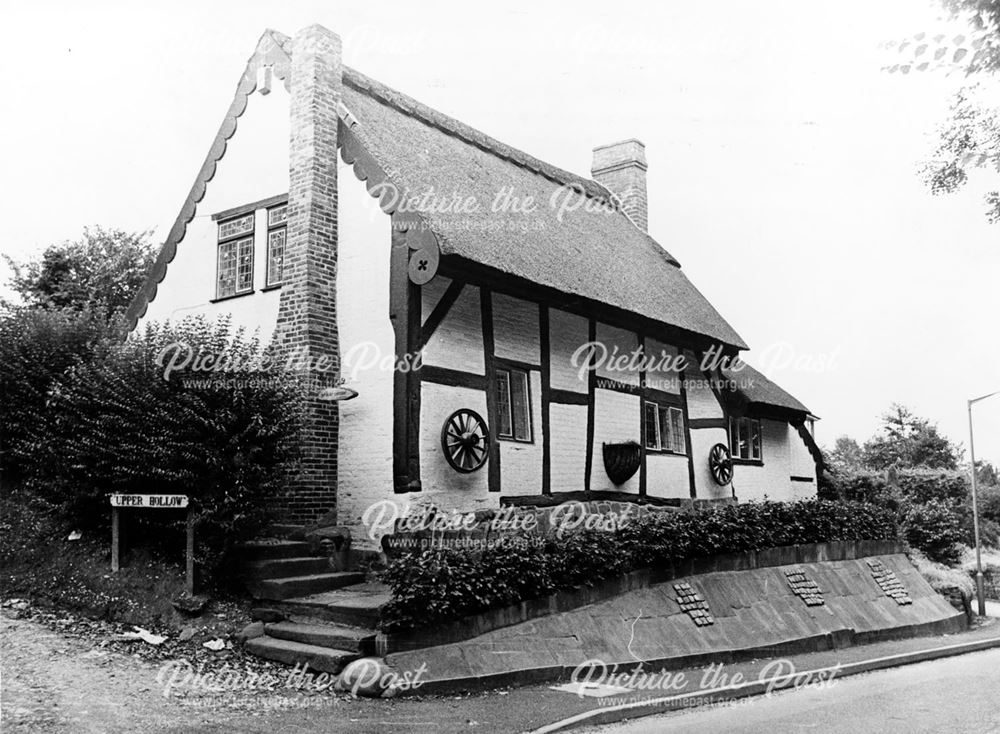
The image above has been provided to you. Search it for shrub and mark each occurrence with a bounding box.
[378,499,898,632]
[13,315,299,583]
[902,500,965,566]
[910,549,975,598]
[895,469,969,506]
[0,306,115,475]
[379,541,553,632]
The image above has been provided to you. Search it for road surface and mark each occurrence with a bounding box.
[594,648,1000,733]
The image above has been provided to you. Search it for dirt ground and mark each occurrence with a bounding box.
[0,610,539,733]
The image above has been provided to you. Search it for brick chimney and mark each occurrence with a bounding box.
[271,24,343,524]
[591,139,648,231]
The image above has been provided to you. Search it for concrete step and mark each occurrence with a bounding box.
[274,582,391,627]
[244,557,331,579]
[265,621,375,653]
[239,540,317,561]
[254,572,366,601]
[244,636,359,674]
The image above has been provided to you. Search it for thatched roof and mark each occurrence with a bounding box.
[340,68,748,350]
[724,363,812,416]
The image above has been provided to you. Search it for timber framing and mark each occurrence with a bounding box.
[390,228,422,493]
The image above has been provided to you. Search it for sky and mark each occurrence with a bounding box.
[2,0,998,465]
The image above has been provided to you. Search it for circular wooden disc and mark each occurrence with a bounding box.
[408,244,439,285]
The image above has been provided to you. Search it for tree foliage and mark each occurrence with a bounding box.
[885,0,1000,223]
[4,226,155,315]
[861,403,962,471]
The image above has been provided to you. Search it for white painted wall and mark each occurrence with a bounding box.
[733,418,798,502]
[595,322,641,387]
[550,402,588,492]
[646,453,691,499]
[646,338,682,395]
[684,350,725,421]
[590,388,641,493]
[419,382,492,507]
[136,83,289,336]
[691,426,732,500]
[549,308,589,393]
[493,293,540,365]
[334,159,396,549]
[422,284,484,374]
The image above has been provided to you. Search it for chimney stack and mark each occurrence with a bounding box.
[591,139,648,231]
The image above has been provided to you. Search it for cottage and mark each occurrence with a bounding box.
[128,25,822,548]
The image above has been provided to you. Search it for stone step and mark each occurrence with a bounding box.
[238,540,317,561]
[244,557,332,580]
[244,636,359,674]
[254,572,367,601]
[265,621,375,653]
[274,583,391,627]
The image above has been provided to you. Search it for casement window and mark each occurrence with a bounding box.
[266,203,287,287]
[644,401,686,454]
[496,366,532,442]
[729,417,762,461]
[216,213,254,298]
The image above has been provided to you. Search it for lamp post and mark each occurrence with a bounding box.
[968,390,999,617]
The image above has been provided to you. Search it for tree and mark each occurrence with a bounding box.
[886,0,1000,223]
[826,435,864,472]
[861,404,961,471]
[4,226,155,315]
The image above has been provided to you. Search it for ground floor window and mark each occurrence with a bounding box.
[644,401,686,454]
[729,416,762,460]
[496,366,532,442]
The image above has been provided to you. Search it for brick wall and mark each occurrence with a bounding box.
[270,25,344,523]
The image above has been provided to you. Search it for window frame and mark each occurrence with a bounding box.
[265,203,287,288]
[644,400,687,455]
[495,364,533,443]
[216,212,255,300]
[729,416,763,462]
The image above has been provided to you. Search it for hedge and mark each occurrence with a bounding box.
[378,499,898,632]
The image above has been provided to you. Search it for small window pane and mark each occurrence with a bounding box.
[658,405,671,451]
[268,204,288,227]
[510,370,531,441]
[670,408,686,454]
[750,419,761,460]
[737,418,750,459]
[218,214,254,241]
[496,370,512,438]
[267,228,285,285]
[236,237,254,293]
[644,402,659,449]
[217,241,237,298]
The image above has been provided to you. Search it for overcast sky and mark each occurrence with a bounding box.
[2,0,998,465]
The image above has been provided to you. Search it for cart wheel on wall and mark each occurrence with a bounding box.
[708,443,734,486]
[441,409,490,473]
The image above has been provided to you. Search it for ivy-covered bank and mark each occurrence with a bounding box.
[378,499,897,632]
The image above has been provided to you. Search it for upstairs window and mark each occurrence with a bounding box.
[729,417,762,460]
[496,366,532,442]
[266,204,287,286]
[644,401,686,454]
[216,213,254,298]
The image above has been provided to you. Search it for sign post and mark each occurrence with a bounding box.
[110,494,193,594]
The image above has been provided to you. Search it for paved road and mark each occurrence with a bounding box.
[594,648,1000,734]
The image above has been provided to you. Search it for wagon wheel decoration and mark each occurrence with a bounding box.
[708,443,734,486]
[441,409,490,473]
